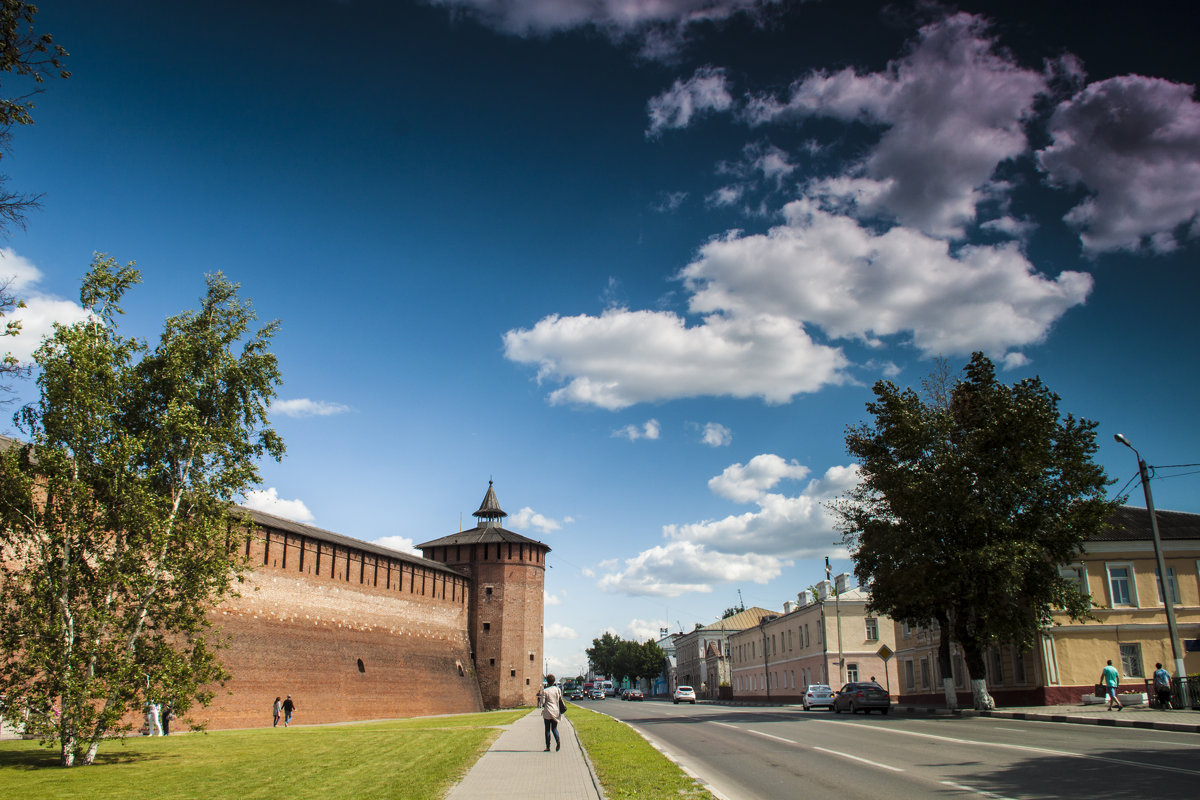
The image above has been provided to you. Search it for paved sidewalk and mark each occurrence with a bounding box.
[445,709,604,800]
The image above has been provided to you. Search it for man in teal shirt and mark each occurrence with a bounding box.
[1101,659,1122,711]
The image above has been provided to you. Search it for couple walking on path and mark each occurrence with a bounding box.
[272,695,295,727]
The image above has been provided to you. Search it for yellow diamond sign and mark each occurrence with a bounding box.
[876,644,894,661]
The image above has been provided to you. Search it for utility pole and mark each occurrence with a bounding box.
[828,557,845,685]
[1115,434,1188,703]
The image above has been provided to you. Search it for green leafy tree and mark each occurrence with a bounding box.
[639,640,667,683]
[0,255,284,766]
[585,631,620,680]
[832,353,1114,709]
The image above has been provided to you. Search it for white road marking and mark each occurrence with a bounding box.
[812,719,1200,777]
[747,729,797,744]
[992,727,1024,733]
[940,780,1018,799]
[812,746,905,772]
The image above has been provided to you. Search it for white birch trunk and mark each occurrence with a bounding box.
[970,678,995,710]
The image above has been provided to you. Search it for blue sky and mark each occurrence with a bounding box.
[2,0,1198,678]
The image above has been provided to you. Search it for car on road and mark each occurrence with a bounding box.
[569,690,584,700]
[673,685,697,704]
[590,689,605,700]
[625,689,644,701]
[832,681,891,714]
[802,684,835,710]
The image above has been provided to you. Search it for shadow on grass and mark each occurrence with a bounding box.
[0,744,170,770]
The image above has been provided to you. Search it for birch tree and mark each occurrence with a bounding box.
[0,255,283,766]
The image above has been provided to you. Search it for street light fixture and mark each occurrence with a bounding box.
[1114,433,1188,701]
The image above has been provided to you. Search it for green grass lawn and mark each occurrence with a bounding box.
[567,704,714,800]
[0,710,527,800]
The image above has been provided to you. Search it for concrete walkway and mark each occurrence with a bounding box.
[445,709,604,800]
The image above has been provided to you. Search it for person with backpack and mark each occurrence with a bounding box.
[1153,663,1173,709]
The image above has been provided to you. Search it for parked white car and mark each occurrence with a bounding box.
[673,685,697,704]
[803,684,835,710]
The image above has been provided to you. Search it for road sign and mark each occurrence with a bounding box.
[876,644,894,661]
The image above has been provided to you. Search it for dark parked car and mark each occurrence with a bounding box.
[832,681,891,714]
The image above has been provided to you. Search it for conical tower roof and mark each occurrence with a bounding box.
[472,480,507,527]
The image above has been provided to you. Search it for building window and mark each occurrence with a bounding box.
[847,663,859,682]
[953,654,965,688]
[990,649,1004,685]
[1058,563,1090,604]
[804,624,810,648]
[490,658,495,666]
[865,618,879,641]
[510,668,516,677]
[1119,643,1143,678]
[902,621,912,638]
[1015,650,1028,685]
[1105,563,1137,607]
[1155,566,1181,606]
[483,622,491,632]
[904,660,915,691]
[529,653,535,661]
[485,586,493,596]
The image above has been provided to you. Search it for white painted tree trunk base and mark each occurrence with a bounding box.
[971,678,995,710]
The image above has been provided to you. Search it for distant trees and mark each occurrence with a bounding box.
[586,633,666,686]
[0,256,284,766]
[832,353,1114,709]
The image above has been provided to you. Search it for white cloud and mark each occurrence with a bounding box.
[503,306,850,410]
[581,567,595,577]
[647,66,733,137]
[273,398,351,418]
[1038,74,1200,255]
[509,506,565,533]
[680,199,1092,363]
[613,419,661,441]
[546,622,578,639]
[596,459,857,596]
[705,184,746,208]
[626,618,670,641]
[372,535,422,556]
[242,488,315,524]
[748,13,1046,239]
[597,539,785,597]
[707,453,808,502]
[700,422,732,447]
[669,462,858,557]
[0,248,92,364]
[654,190,689,212]
[545,590,564,606]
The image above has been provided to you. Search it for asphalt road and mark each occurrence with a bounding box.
[581,697,1200,800]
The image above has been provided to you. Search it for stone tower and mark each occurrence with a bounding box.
[416,482,549,709]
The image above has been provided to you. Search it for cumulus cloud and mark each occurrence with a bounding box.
[503,306,849,410]
[509,506,566,533]
[597,458,857,596]
[0,248,92,364]
[427,1,775,56]
[647,66,733,137]
[680,199,1092,363]
[273,398,351,418]
[546,622,578,639]
[598,539,785,597]
[1038,75,1200,254]
[241,488,315,524]
[627,618,670,641]
[707,453,808,502]
[545,590,564,606]
[654,190,689,212]
[748,13,1046,239]
[700,422,732,447]
[613,419,661,441]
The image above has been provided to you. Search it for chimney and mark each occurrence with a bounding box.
[816,580,832,600]
[797,590,811,607]
[783,601,793,614]
[835,572,851,594]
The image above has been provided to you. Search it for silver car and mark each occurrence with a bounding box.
[802,683,835,710]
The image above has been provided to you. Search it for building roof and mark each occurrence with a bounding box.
[234,506,460,575]
[473,480,507,524]
[415,525,549,551]
[698,606,780,632]
[1094,505,1200,542]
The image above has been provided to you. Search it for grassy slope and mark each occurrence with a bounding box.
[567,703,714,800]
[0,710,527,800]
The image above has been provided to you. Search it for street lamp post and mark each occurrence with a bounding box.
[1114,434,1188,703]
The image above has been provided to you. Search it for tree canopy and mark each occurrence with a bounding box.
[832,353,1114,708]
[586,633,665,685]
[0,256,284,766]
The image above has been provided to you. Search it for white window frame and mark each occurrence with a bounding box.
[1155,565,1181,606]
[903,659,915,691]
[847,663,859,682]
[1058,562,1091,605]
[865,617,879,641]
[1119,642,1144,678]
[1105,562,1138,607]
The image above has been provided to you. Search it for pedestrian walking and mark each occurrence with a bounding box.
[146,700,163,735]
[273,696,282,727]
[538,674,564,752]
[282,695,295,726]
[161,702,173,735]
[1100,659,1123,710]
[1153,663,1173,709]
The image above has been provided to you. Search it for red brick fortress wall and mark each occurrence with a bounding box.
[197,522,484,729]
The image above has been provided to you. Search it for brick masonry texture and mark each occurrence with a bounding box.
[193,523,486,729]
